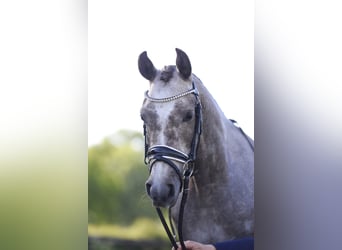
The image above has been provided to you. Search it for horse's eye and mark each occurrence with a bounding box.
[182,111,193,122]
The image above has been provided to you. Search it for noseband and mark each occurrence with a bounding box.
[143,81,202,250]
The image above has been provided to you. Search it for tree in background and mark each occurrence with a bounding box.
[88,130,155,225]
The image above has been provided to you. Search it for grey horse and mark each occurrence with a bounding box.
[138,48,254,244]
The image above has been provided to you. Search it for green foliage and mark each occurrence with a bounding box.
[88,218,166,240]
[88,130,155,225]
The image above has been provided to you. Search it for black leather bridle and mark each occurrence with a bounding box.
[142,81,254,249]
[143,81,202,250]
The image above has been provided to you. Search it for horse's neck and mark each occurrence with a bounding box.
[194,81,233,187]
[173,79,254,241]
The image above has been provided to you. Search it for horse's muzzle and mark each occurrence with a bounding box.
[145,180,177,208]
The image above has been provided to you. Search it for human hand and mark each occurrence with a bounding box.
[172,240,216,250]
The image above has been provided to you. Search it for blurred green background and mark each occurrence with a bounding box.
[88,130,169,250]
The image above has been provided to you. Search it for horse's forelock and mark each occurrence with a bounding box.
[159,65,176,83]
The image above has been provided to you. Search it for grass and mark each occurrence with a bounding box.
[88,218,168,240]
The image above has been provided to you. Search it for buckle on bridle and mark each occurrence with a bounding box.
[183,161,195,177]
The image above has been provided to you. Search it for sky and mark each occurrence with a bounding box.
[88,0,254,146]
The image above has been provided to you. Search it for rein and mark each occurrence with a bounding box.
[143,81,202,250]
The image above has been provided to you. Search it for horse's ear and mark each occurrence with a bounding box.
[138,51,157,81]
[176,48,192,79]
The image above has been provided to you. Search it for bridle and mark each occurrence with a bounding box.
[142,81,254,250]
[143,81,202,250]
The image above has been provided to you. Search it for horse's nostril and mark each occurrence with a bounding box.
[168,184,175,198]
[146,182,152,196]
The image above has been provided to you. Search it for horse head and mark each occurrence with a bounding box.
[138,48,200,208]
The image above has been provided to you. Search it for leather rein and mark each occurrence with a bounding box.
[143,81,202,250]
